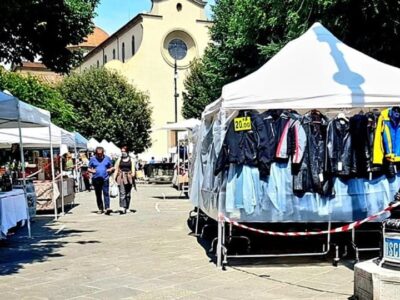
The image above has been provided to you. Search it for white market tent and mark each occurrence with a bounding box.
[160,119,201,131]
[205,22,400,115]
[0,124,74,150]
[197,23,400,267]
[108,142,121,156]
[0,91,52,238]
[87,138,100,151]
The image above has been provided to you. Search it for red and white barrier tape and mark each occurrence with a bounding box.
[219,201,400,237]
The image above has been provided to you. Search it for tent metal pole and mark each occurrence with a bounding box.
[17,100,31,238]
[74,141,79,195]
[60,144,64,215]
[49,125,58,220]
[216,109,227,268]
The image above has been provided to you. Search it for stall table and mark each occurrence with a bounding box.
[0,190,27,237]
[34,178,75,211]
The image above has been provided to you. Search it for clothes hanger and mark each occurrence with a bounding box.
[337,112,349,122]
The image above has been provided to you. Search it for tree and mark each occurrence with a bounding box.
[0,0,99,73]
[0,68,76,130]
[183,0,400,118]
[59,68,152,153]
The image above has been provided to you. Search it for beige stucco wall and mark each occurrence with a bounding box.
[79,0,211,160]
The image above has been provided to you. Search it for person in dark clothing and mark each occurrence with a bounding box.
[88,147,114,215]
[114,146,136,214]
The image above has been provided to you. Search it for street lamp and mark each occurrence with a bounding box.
[168,39,188,147]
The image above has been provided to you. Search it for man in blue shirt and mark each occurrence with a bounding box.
[89,147,114,215]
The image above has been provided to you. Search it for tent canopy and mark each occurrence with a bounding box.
[74,132,88,149]
[0,91,51,128]
[0,124,74,149]
[217,23,400,111]
[87,138,100,151]
[160,119,201,131]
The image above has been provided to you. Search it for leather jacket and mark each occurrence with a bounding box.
[293,111,332,196]
[214,110,267,175]
[257,110,281,176]
[350,112,382,177]
[326,118,352,177]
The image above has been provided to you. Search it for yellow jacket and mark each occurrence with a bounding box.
[373,108,400,164]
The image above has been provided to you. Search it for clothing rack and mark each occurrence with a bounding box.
[190,106,396,269]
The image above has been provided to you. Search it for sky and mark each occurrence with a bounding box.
[94,0,215,35]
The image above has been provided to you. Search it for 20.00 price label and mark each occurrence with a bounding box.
[234,117,252,131]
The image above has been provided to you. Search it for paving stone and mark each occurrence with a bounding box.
[90,287,143,299]
[0,186,356,299]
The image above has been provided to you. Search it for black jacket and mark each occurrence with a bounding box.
[326,118,352,177]
[350,112,382,177]
[214,111,267,175]
[257,110,282,176]
[293,111,332,196]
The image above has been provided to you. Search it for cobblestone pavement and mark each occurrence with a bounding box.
[0,185,355,299]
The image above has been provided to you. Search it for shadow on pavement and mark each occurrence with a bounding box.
[0,216,98,276]
[152,195,189,200]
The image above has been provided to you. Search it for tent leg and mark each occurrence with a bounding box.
[217,219,223,268]
[17,109,31,238]
[49,125,58,220]
[60,153,64,215]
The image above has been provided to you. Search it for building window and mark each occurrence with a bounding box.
[104,55,107,64]
[122,42,125,63]
[168,39,187,60]
[131,35,135,56]
[96,60,99,68]
[113,49,116,59]
[177,3,182,11]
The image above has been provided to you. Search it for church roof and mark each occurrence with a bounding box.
[77,26,109,48]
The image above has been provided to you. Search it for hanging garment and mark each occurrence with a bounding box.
[214,110,267,175]
[226,164,259,215]
[275,111,305,162]
[350,112,382,177]
[326,117,352,177]
[257,110,281,176]
[293,110,333,196]
[373,107,400,164]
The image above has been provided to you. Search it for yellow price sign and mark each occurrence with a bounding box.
[234,117,252,131]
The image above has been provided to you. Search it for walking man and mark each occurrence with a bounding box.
[89,146,114,215]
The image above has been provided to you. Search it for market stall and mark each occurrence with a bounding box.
[0,123,76,216]
[191,23,400,267]
[0,91,51,237]
[160,119,200,195]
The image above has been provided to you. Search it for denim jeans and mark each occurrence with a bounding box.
[92,177,110,210]
[119,183,132,209]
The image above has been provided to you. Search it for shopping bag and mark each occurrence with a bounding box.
[110,183,119,198]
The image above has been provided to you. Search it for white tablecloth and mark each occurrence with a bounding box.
[0,190,27,236]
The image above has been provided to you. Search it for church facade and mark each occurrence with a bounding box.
[78,0,211,159]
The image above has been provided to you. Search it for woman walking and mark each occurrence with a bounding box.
[114,146,136,214]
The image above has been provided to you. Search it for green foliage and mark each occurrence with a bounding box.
[183,0,400,118]
[0,69,76,130]
[0,0,99,73]
[59,68,152,153]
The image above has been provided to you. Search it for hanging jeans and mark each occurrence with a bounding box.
[119,183,133,209]
[226,164,259,215]
[92,177,110,211]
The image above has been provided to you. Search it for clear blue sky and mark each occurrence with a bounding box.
[94,0,215,35]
